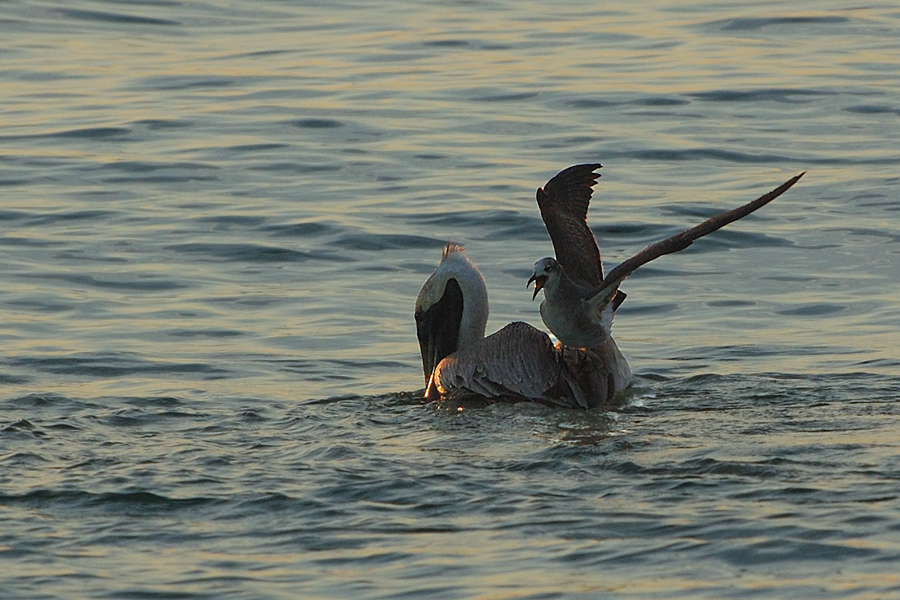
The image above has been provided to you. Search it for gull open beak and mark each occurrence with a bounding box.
[527,274,547,300]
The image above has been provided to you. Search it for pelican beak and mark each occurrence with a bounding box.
[528,274,547,300]
[415,278,464,392]
[416,305,458,388]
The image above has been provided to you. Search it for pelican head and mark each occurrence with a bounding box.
[415,243,489,387]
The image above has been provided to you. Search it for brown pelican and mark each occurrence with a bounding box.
[530,167,806,349]
[415,165,805,409]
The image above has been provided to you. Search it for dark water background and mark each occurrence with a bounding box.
[2,1,899,598]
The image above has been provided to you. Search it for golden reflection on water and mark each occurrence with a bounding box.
[1,5,899,600]
[0,1,895,392]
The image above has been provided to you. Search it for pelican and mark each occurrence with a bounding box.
[530,166,806,349]
[415,165,804,409]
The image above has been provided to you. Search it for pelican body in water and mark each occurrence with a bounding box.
[415,165,804,408]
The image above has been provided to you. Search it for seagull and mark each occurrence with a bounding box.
[529,165,805,349]
[415,165,804,408]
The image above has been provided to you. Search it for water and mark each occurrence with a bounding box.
[1,0,899,598]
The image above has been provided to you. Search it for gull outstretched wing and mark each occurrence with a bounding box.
[536,163,605,288]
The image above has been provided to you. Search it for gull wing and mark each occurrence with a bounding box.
[536,164,605,288]
[590,172,805,304]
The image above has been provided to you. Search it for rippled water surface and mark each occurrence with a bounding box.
[2,1,900,598]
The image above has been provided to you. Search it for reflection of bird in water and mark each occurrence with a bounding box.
[415,164,804,409]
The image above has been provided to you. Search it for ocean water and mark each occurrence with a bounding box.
[1,0,899,598]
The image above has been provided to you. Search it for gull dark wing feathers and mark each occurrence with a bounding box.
[593,172,805,301]
[536,163,605,288]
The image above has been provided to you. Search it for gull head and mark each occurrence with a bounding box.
[527,257,559,300]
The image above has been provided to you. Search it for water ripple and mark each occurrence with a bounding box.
[55,8,180,27]
[5,354,228,377]
[712,16,850,32]
[1,0,899,598]
[165,242,347,263]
